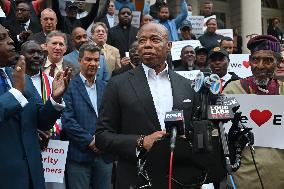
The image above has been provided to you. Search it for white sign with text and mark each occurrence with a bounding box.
[171,40,201,61]
[228,54,252,78]
[216,29,233,39]
[42,140,69,183]
[176,70,200,80]
[224,95,284,149]
[187,16,204,37]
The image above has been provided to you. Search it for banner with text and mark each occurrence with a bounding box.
[216,29,233,39]
[171,40,201,61]
[42,140,69,183]
[228,54,252,78]
[224,95,284,149]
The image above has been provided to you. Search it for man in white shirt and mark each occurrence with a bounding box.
[43,30,79,79]
[95,22,198,189]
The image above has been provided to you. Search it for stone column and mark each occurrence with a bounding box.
[241,0,262,53]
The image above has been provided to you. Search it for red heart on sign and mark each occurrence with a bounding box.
[243,61,250,68]
[250,109,272,127]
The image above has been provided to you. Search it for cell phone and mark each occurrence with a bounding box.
[125,52,129,57]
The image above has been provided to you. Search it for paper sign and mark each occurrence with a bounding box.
[171,40,201,61]
[114,10,141,28]
[187,16,204,37]
[216,29,233,39]
[176,70,200,80]
[224,95,284,150]
[42,140,69,183]
[228,54,252,78]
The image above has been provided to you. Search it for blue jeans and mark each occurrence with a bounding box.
[66,157,113,189]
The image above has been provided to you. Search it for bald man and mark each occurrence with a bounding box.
[95,23,198,189]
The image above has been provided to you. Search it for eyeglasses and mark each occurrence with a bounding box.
[16,8,30,12]
[249,56,276,66]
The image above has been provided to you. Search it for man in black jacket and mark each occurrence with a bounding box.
[208,46,239,90]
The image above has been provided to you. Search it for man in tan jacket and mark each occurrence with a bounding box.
[91,22,121,76]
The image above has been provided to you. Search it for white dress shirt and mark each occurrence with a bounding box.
[44,57,64,78]
[142,63,173,130]
[106,13,115,28]
[221,72,232,87]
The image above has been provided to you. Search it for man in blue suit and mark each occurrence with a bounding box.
[62,42,112,189]
[0,24,71,189]
[64,27,109,81]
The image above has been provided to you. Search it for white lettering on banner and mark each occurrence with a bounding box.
[171,40,201,61]
[224,95,284,149]
[228,54,252,78]
[175,70,201,80]
[42,140,69,183]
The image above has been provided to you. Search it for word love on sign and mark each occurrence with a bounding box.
[224,95,284,149]
[228,54,252,78]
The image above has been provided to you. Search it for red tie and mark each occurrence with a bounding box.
[49,64,56,78]
[220,79,225,93]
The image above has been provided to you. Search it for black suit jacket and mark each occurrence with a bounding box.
[4,19,41,50]
[107,24,139,58]
[96,65,198,189]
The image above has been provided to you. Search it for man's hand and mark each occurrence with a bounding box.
[12,55,26,92]
[89,136,100,153]
[19,30,32,42]
[120,57,131,66]
[51,67,72,103]
[38,129,52,151]
[143,131,167,151]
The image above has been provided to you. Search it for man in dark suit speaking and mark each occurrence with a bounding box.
[0,24,71,189]
[95,22,198,189]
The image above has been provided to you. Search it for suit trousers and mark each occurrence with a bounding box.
[66,157,113,189]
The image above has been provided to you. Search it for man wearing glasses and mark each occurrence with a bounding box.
[223,35,284,189]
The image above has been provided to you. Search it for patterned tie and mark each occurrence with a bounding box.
[0,69,11,92]
[49,64,57,78]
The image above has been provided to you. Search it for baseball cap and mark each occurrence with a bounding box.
[208,47,229,59]
[195,46,208,54]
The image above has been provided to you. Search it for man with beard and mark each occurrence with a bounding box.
[107,6,139,58]
[0,24,71,189]
[208,47,239,90]
[64,27,109,81]
[112,41,140,76]
[223,35,284,189]
[174,45,196,71]
[95,22,198,189]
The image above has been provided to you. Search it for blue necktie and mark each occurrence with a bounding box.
[0,69,11,93]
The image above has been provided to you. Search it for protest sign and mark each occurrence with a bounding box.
[228,54,252,78]
[176,70,200,80]
[171,40,201,61]
[42,140,69,183]
[224,95,284,149]
[187,16,204,37]
[216,29,233,39]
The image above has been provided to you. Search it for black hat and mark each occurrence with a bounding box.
[195,46,208,54]
[180,20,192,30]
[66,1,79,9]
[208,47,229,59]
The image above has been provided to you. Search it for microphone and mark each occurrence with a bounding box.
[164,110,185,151]
[192,71,222,94]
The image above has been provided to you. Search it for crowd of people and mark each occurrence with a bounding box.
[0,0,284,189]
